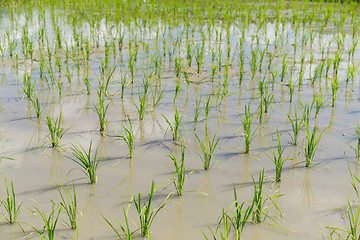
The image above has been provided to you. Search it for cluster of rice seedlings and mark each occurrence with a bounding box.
[33,202,62,240]
[102,199,134,240]
[67,141,102,184]
[239,103,257,154]
[267,129,288,182]
[115,117,135,161]
[251,169,282,223]
[94,90,109,137]
[304,126,325,167]
[169,141,186,196]
[1,178,21,224]
[195,130,220,171]
[46,115,66,148]
[163,107,183,142]
[133,181,165,237]
[57,183,77,230]
[204,172,283,239]
[287,105,305,146]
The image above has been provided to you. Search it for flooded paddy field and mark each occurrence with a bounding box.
[0,0,360,239]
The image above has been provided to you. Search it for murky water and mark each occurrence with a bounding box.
[0,1,360,239]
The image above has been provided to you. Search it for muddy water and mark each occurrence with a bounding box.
[0,2,360,240]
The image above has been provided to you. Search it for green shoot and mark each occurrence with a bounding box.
[68,141,102,184]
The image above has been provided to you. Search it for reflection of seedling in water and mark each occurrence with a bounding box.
[68,141,102,184]
[1,178,22,224]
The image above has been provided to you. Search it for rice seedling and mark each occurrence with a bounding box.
[173,79,181,103]
[68,141,102,184]
[136,90,146,121]
[194,130,220,170]
[262,80,273,113]
[1,178,21,224]
[251,169,283,224]
[29,92,41,119]
[302,101,314,129]
[314,92,327,118]
[93,90,109,136]
[84,77,91,95]
[240,103,258,154]
[193,95,202,130]
[34,202,62,240]
[232,185,253,239]
[204,94,212,122]
[163,107,183,142]
[102,198,135,240]
[22,74,35,100]
[133,180,165,237]
[46,115,66,148]
[252,169,265,223]
[169,141,186,196]
[330,75,340,107]
[57,182,77,229]
[267,129,288,182]
[115,117,135,160]
[287,105,304,145]
[351,121,360,162]
[280,54,288,82]
[304,126,325,167]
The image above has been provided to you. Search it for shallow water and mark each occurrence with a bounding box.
[0,0,360,239]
